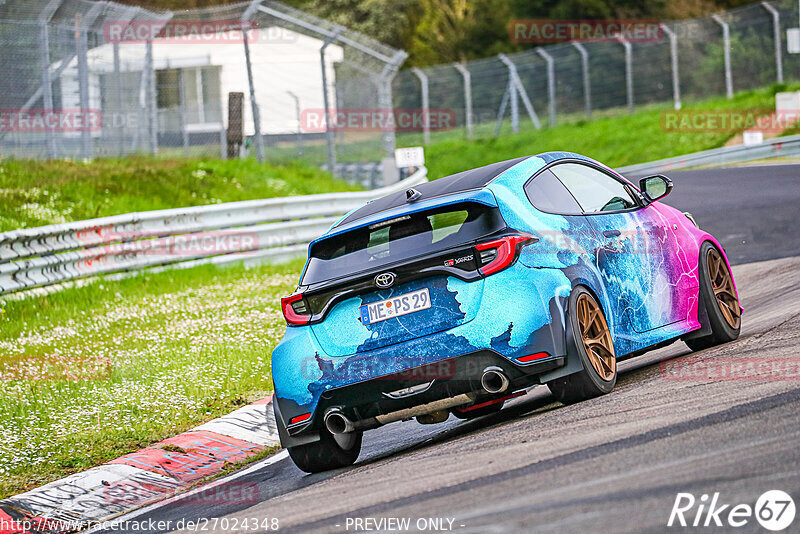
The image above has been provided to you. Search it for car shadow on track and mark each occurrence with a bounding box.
[353,341,696,470]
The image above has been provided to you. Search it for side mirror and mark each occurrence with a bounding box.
[639,174,673,203]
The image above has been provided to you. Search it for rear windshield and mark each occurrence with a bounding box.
[302,202,505,285]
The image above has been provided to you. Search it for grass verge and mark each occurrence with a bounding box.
[0,259,303,498]
[0,157,360,232]
[410,83,800,179]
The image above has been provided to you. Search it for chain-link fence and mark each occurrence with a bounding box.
[395,0,800,145]
[0,0,166,160]
[0,0,405,186]
[1,0,799,186]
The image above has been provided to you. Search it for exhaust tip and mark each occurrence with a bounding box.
[324,409,354,435]
[481,366,510,394]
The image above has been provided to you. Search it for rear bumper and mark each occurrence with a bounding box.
[275,349,564,446]
[272,264,574,434]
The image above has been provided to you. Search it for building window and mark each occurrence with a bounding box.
[156,66,221,124]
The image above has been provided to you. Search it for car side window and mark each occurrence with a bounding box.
[550,163,639,213]
[524,168,583,215]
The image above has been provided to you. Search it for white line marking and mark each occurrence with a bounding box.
[2,464,179,524]
[192,403,280,447]
[84,450,290,533]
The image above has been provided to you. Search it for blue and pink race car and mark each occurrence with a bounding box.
[271,152,742,472]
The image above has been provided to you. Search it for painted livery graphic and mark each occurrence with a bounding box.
[271,152,742,473]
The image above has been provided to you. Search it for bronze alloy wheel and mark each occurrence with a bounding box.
[576,293,616,381]
[706,248,741,330]
[546,287,618,403]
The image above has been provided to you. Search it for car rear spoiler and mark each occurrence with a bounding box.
[316,188,499,244]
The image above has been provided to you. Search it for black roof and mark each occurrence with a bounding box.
[336,156,528,227]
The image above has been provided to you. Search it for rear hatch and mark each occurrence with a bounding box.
[300,197,507,356]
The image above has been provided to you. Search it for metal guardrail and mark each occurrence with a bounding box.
[4,134,799,297]
[323,162,386,189]
[616,134,800,176]
[0,168,428,295]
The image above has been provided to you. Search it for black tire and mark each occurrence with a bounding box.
[685,242,741,352]
[286,427,362,473]
[547,287,617,404]
[452,400,504,419]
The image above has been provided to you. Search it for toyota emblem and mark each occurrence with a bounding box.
[374,272,396,288]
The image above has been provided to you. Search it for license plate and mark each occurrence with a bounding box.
[360,288,430,325]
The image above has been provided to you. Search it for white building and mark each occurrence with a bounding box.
[59,27,343,143]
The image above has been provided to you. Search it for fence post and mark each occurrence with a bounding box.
[498,54,541,131]
[179,69,189,156]
[411,68,430,144]
[660,24,681,111]
[378,51,407,161]
[133,52,148,152]
[241,27,265,162]
[571,42,591,119]
[145,38,157,155]
[37,0,62,159]
[761,2,784,84]
[615,35,634,114]
[40,23,57,158]
[498,54,519,133]
[320,29,341,175]
[113,42,124,154]
[453,62,473,139]
[113,7,140,156]
[712,14,734,99]
[241,0,265,161]
[378,76,395,158]
[287,91,303,156]
[536,48,556,127]
[75,14,94,159]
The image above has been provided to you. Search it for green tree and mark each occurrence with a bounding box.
[507,0,662,20]
[121,0,769,66]
[285,0,419,51]
[408,0,515,65]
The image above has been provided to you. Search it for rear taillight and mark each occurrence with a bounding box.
[476,233,537,276]
[281,293,311,326]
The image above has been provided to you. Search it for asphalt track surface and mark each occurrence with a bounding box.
[108,164,800,534]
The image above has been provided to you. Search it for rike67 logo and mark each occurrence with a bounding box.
[668,490,795,531]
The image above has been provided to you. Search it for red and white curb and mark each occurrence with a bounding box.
[0,396,279,534]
